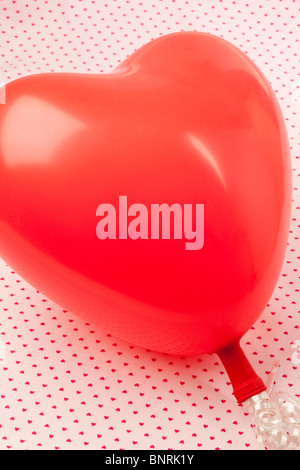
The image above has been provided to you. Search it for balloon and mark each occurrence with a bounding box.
[0,32,291,402]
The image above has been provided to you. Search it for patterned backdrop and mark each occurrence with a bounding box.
[0,0,299,450]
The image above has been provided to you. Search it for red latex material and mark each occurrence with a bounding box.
[0,32,292,400]
[218,343,267,403]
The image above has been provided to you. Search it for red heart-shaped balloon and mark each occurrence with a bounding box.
[0,32,291,401]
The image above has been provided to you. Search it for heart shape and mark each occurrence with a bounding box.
[0,32,291,367]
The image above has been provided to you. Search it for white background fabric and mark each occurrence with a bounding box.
[0,0,299,450]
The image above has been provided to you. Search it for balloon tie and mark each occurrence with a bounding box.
[245,362,300,450]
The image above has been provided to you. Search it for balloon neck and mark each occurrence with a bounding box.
[218,342,267,404]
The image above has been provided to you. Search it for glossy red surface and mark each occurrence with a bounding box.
[0,32,291,363]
